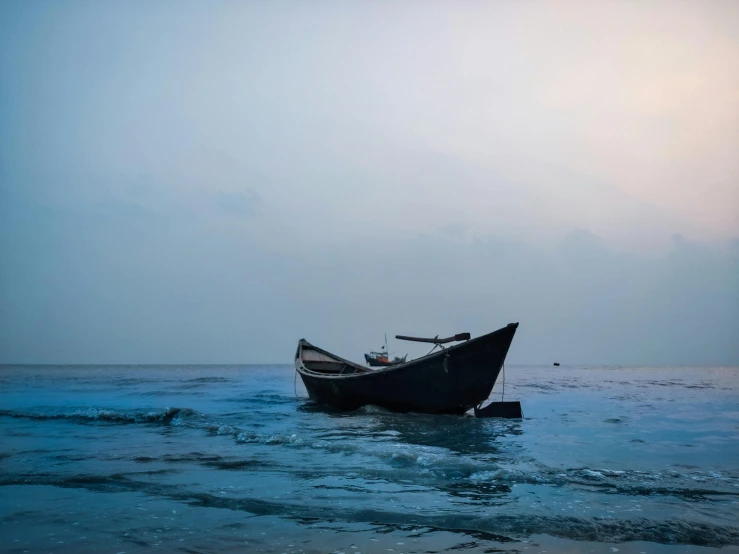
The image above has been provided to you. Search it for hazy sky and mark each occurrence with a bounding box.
[1,0,738,364]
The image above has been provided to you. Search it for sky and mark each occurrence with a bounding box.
[1,0,737,365]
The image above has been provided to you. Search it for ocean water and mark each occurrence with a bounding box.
[1,364,738,554]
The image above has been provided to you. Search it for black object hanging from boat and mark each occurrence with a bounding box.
[474,401,523,418]
[473,362,524,419]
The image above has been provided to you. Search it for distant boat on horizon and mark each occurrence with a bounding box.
[363,334,407,367]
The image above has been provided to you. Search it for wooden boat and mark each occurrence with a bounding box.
[364,334,407,367]
[295,322,519,414]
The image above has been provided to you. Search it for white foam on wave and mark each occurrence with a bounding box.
[0,406,203,425]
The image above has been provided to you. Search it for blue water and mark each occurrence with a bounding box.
[1,364,738,553]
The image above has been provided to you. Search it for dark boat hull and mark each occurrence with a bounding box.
[296,323,518,414]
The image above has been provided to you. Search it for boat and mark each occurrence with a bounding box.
[364,334,407,367]
[295,322,519,415]
[364,352,407,367]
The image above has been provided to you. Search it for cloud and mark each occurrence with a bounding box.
[1,0,737,364]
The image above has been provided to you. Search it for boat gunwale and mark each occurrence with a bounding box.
[296,323,518,381]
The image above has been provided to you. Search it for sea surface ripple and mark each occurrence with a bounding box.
[0,364,738,553]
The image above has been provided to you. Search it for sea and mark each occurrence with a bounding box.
[1,364,738,554]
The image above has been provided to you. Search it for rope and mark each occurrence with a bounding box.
[294,365,299,398]
[425,336,445,357]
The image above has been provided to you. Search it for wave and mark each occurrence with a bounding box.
[3,408,736,500]
[246,393,302,405]
[128,418,739,499]
[0,407,203,425]
[183,376,233,383]
[132,451,271,471]
[1,471,737,547]
[467,464,739,499]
